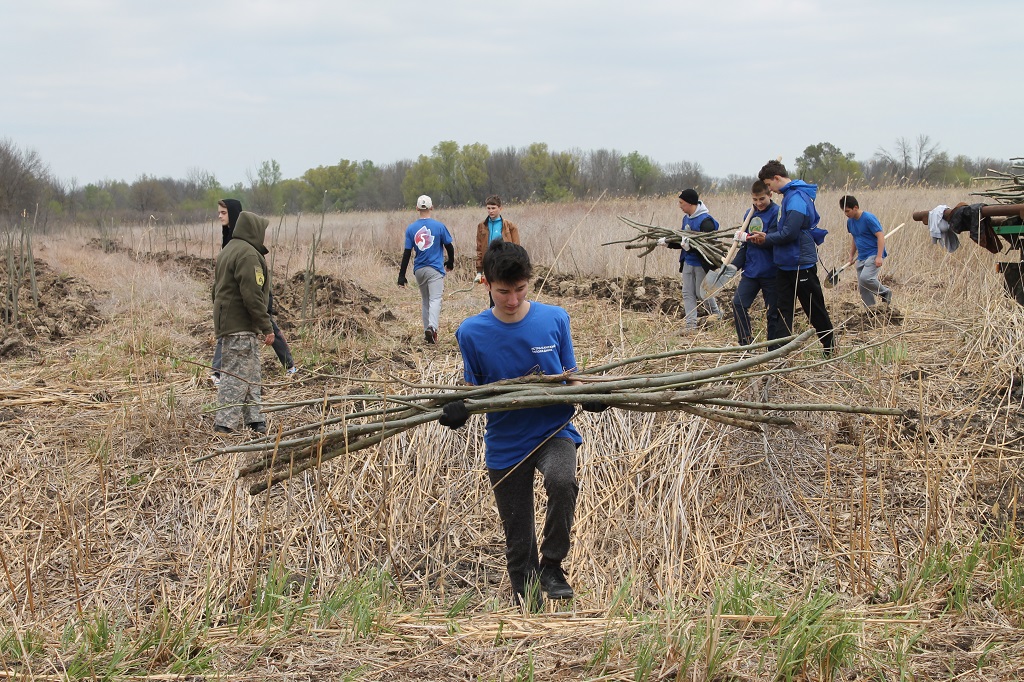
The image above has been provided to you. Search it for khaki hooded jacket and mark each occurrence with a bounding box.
[213,211,273,338]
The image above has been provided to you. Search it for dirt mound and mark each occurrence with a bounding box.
[834,300,905,331]
[535,272,737,319]
[0,257,105,355]
[276,271,387,336]
[86,239,216,281]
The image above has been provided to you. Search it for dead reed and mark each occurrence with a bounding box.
[3,185,1024,679]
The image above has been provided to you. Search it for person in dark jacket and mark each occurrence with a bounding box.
[213,211,275,434]
[730,181,784,347]
[747,161,835,356]
[211,198,296,383]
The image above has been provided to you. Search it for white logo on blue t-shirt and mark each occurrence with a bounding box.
[414,226,435,252]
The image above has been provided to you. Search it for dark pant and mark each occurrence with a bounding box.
[775,265,834,352]
[487,438,578,589]
[732,275,784,347]
[213,318,292,373]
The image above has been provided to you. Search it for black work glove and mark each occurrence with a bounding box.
[581,401,609,413]
[438,400,470,429]
[397,274,408,287]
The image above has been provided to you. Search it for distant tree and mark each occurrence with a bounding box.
[460,142,491,204]
[521,142,576,201]
[131,175,170,213]
[660,161,708,194]
[0,138,48,220]
[795,142,862,187]
[278,178,307,214]
[485,147,530,202]
[874,135,945,184]
[248,159,283,213]
[580,149,626,196]
[301,159,359,211]
[621,151,661,196]
[401,155,442,207]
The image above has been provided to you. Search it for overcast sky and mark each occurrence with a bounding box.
[3,0,1020,188]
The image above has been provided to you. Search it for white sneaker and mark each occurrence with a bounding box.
[209,373,220,386]
[287,366,299,375]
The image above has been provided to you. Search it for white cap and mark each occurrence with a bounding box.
[416,195,432,210]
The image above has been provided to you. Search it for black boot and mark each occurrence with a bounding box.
[539,562,574,600]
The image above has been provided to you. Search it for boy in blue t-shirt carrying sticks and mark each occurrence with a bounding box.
[437,240,605,610]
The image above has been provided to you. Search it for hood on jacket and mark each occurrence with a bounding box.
[781,180,818,200]
[232,211,269,252]
[689,201,710,220]
[222,199,242,229]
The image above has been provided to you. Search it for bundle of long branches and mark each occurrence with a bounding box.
[603,216,735,268]
[971,157,1024,204]
[222,330,903,495]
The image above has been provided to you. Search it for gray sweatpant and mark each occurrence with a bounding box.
[855,258,892,307]
[415,267,445,332]
[680,262,721,329]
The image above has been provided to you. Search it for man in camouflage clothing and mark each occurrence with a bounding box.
[213,211,275,434]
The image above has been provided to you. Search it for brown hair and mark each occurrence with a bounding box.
[757,160,789,181]
[485,195,502,207]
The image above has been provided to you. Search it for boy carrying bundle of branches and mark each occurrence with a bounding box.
[438,240,606,610]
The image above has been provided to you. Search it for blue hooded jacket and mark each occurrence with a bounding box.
[763,180,820,270]
[739,203,779,279]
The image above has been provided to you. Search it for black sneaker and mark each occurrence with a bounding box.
[539,563,574,600]
[510,571,545,612]
[247,422,267,434]
[214,424,234,434]
[424,328,437,344]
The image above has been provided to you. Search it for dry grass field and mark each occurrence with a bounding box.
[3,186,1024,680]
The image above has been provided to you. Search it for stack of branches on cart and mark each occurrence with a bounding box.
[603,216,735,268]
[971,157,1024,204]
[223,330,903,495]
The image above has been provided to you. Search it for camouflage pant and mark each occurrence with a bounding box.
[215,332,263,430]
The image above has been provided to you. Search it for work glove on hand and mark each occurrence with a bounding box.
[656,237,667,246]
[474,272,483,283]
[681,237,691,251]
[397,274,408,287]
[438,400,470,429]
[581,401,609,413]
[734,230,748,242]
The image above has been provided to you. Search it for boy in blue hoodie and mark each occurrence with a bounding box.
[746,161,835,356]
[731,181,784,347]
[659,188,723,330]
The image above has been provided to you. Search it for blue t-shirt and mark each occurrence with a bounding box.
[455,301,582,470]
[487,216,503,244]
[404,218,453,276]
[847,211,885,260]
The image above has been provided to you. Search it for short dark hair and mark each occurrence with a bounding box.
[757,160,789,181]
[485,195,502,207]
[839,195,859,210]
[751,180,769,195]
[483,240,532,285]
